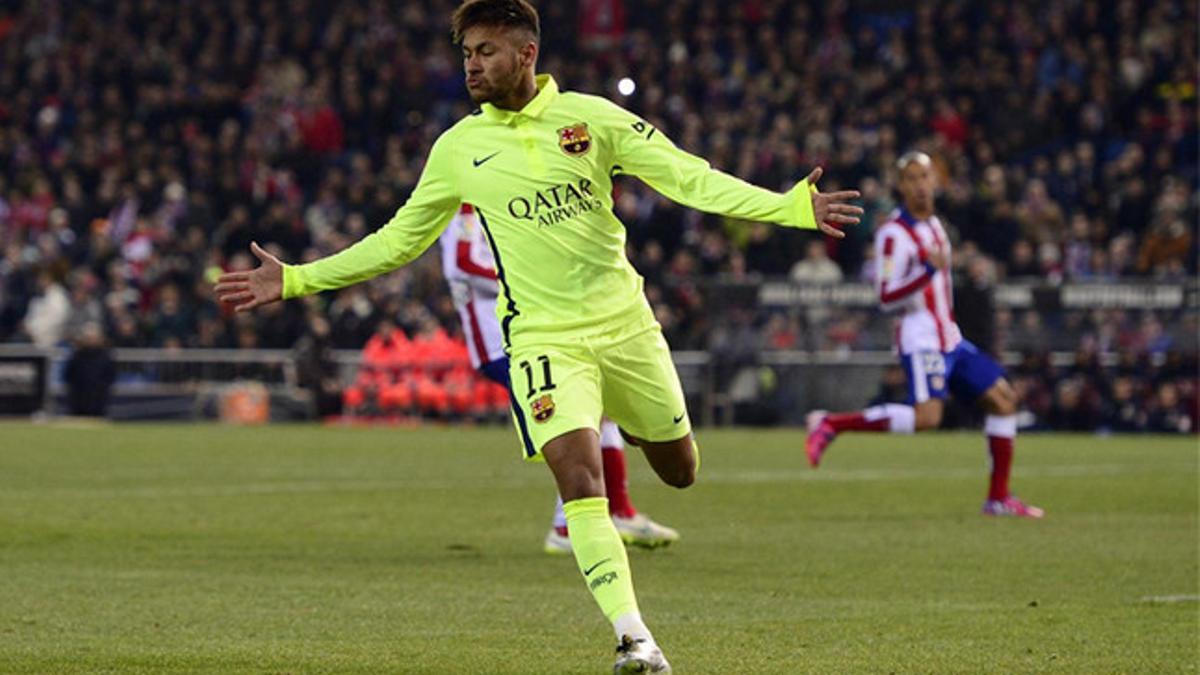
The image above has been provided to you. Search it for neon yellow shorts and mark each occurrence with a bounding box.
[507,314,692,460]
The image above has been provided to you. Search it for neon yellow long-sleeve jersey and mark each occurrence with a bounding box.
[283,75,819,350]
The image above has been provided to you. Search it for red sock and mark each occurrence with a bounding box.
[987,436,1013,500]
[826,412,889,433]
[601,447,637,518]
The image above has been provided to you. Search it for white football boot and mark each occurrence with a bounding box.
[612,513,680,549]
[613,635,671,674]
[542,527,572,555]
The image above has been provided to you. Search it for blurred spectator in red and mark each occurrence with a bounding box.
[762,314,800,351]
[929,98,968,149]
[296,84,345,156]
[344,318,411,417]
[442,362,478,419]
[362,318,412,379]
[579,0,626,52]
[410,317,462,376]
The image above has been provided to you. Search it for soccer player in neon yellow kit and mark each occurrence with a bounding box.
[216,1,862,671]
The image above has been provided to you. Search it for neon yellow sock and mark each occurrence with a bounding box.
[562,497,639,623]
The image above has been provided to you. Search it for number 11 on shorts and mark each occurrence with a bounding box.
[520,355,556,400]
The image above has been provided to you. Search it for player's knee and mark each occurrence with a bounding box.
[986,381,1019,415]
[990,396,1017,416]
[664,463,695,489]
[558,469,605,502]
[914,406,942,430]
[668,447,698,488]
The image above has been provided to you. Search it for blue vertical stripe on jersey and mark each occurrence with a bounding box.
[475,208,518,353]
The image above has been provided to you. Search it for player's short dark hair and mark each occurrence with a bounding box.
[897,151,932,171]
[451,0,540,45]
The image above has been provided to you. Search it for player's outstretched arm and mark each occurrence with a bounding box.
[215,133,462,312]
[600,101,861,236]
[214,242,284,313]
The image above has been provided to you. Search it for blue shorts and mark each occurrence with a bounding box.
[901,339,1005,404]
[480,357,512,389]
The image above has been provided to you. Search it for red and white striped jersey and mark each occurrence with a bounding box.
[874,208,962,354]
[438,204,507,368]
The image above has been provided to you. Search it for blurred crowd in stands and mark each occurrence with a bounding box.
[0,0,1195,430]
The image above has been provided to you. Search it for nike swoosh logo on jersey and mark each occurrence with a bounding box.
[673,413,685,424]
[583,558,611,576]
[473,151,501,167]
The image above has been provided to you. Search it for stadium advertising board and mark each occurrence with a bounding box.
[0,354,47,416]
[759,282,1197,310]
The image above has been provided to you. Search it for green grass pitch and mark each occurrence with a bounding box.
[0,423,1195,674]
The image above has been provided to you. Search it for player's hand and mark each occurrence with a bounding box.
[214,242,284,313]
[806,167,863,239]
[926,246,949,270]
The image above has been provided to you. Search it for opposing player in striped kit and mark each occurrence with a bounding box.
[805,152,1044,518]
[438,204,679,552]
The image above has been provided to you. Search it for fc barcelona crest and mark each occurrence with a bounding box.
[531,394,556,423]
[558,123,591,157]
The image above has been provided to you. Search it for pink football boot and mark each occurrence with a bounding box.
[805,411,837,468]
[982,496,1045,519]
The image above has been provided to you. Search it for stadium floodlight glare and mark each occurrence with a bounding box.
[617,77,636,96]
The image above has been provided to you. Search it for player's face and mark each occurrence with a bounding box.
[898,161,936,213]
[461,26,533,105]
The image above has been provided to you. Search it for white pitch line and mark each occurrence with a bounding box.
[1138,594,1200,604]
[702,463,1174,484]
[0,464,1189,500]
[0,479,436,500]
